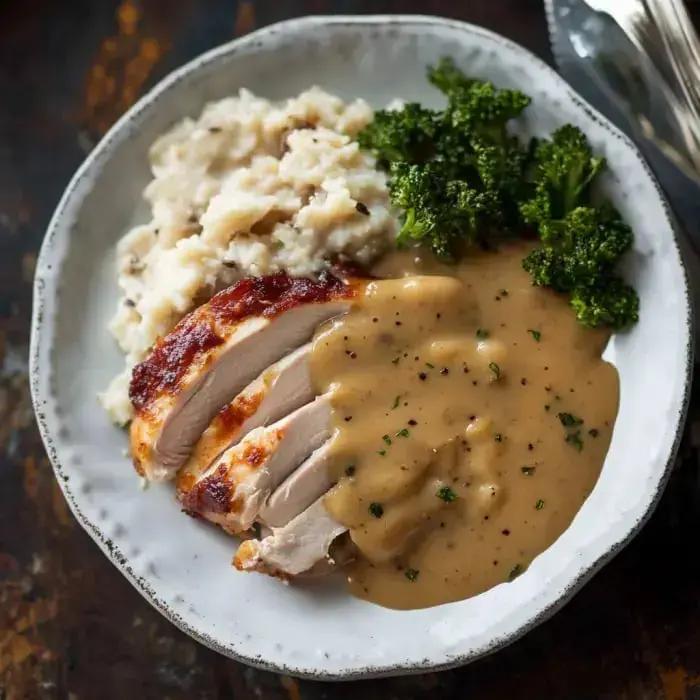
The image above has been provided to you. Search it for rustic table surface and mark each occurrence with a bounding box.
[3,1,700,698]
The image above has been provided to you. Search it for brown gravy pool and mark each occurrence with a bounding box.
[310,243,619,610]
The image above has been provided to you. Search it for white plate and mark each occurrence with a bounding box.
[29,15,693,679]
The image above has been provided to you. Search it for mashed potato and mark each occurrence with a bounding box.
[100,87,397,425]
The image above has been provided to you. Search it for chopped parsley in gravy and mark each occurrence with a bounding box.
[310,243,618,610]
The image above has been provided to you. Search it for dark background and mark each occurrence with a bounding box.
[2,1,700,698]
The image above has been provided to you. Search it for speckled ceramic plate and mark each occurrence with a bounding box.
[30,15,693,679]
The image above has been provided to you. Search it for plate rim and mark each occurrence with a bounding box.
[29,13,694,680]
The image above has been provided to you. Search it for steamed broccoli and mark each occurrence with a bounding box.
[357,103,440,165]
[520,124,607,225]
[447,81,531,146]
[522,206,638,329]
[519,128,637,329]
[570,277,640,329]
[355,58,639,330]
[428,57,477,96]
[360,59,532,258]
[521,209,631,292]
[527,206,633,287]
[390,162,498,259]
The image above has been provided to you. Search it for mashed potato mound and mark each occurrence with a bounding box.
[100,87,397,425]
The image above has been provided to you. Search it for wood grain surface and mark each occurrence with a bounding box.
[2,1,700,698]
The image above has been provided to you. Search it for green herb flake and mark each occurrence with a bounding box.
[392,395,401,409]
[377,450,387,457]
[476,328,489,339]
[508,564,523,581]
[391,357,400,365]
[426,362,435,369]
[535,499,545,510]
[382,434,392,446]
[558,412,583,427]
[489,362,501,379]
[521,466,536,476]
[369,502,384,518]
[345,465,356,477]
[437,485,457,503]
[494,433,504,443]
[565,431,584,451]
[527,329,542,342]
[405,568,420,582]
[396,428,410,438]
[544,404,551,412]
[500,289,509,297]
[588,428,599,438]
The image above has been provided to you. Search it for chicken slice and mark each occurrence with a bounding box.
[129,272,360,482]
[180,395,331,533]
[233,498,348,578]
[175,343,314,496]
[258,441,334,527]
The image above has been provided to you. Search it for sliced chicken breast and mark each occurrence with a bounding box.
[259,441,334,527]
[129,272,360,482]
[180,395,331,533]
[175,343,314,496]
[233,498,348,578]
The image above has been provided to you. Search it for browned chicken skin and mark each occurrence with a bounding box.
[127,270,363,578]
[129,271,359,483]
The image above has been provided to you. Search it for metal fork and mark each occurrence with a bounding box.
[581,0,700,176]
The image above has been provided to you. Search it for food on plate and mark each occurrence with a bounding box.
[99,88,397,426]
[104,59,638,609]
[359,59,638,330]
[308,247,618,608]
[175,343,315,496]
[129,271,362,482]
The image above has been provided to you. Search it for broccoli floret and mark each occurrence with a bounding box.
[472,137,527,193]
[446,180,500,244]
[521,246,561,288]
[523,205,637,329]
[523,206,633,291]
[471,136,530,229]
[355,57,639,330]
[521,125,606,224]
[448,81,531,146]
[428,57,476,97]
[390,163,498,259]
[570,277,639,330]
[356,103,440,165]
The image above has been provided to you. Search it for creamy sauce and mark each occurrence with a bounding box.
[310,243,619,610]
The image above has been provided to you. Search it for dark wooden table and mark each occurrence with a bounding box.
[3,1,700,698]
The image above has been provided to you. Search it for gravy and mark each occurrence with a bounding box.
[310,243,619,609]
